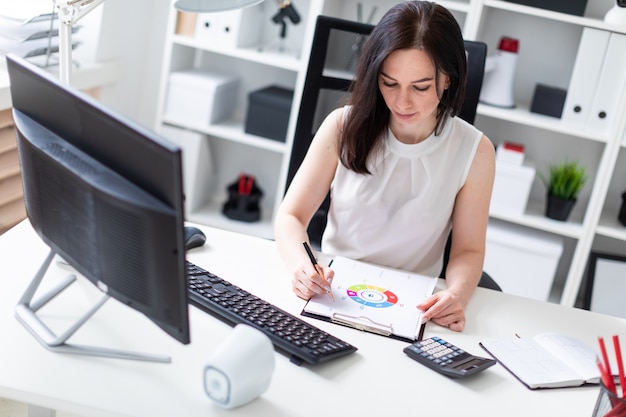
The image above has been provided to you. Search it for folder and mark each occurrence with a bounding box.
[301,256,437,342]
[585,32,626,136]
[561,28,610,128]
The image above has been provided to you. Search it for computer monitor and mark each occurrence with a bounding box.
[7,54,190,361]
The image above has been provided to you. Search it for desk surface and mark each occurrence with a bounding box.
[1,220,624,417]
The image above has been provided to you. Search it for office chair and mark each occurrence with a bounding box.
[285,16,501,291]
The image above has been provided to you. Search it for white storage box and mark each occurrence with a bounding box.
[159,124,215,212]
[194,6,263,49]
[165,70,239,125]
[483,221,563,301]
[490,161,535,215]
[496,142,525,165]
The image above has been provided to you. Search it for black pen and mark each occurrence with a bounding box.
[302,241,334,302]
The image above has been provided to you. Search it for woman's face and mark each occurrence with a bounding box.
[378,48,449,129]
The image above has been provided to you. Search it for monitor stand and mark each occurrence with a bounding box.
[15,249,171,363]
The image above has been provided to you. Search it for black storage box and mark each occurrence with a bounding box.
[245,86,294,142]
[530,84,567,119]
[503,0,588,16]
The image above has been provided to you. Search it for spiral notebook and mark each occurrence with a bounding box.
[301,256,438,342]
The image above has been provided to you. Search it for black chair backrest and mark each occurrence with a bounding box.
[286,15,488,249]
[460,40,487,125]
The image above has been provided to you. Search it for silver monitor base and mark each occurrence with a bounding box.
[15,249,171,363]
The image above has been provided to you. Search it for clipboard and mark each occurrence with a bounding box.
[301,309,427,343]
[301,256,437,342]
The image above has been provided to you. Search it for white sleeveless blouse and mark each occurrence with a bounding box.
[321,115,483,277]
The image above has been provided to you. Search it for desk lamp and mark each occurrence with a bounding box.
[56,0,106,84]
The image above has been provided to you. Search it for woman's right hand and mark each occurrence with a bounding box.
[292,262,335,300]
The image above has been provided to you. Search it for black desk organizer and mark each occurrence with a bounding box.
[222,173,263,222]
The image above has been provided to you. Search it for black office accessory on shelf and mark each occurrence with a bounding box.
[619,191,626,227]
[530,84,566,118]
[222,173,263,222]
[502,0,588,16]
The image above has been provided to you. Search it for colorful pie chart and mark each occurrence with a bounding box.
[346,284,398,308]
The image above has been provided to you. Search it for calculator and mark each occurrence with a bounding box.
[403,336,496,378]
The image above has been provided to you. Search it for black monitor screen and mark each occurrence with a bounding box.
[7,54,190,345]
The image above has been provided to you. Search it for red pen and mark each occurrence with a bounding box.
[613,335,626,398]
[238,173,253,196]
[600,337,618,395]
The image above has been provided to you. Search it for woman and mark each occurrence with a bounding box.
[274,1,495,332]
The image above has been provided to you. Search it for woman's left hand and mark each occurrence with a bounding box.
[417,290,466,332]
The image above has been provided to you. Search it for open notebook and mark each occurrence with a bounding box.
[301,256,438,342]
[480,332,611,389]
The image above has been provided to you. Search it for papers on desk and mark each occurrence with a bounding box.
[301,256,437,341]
[0,1,56,24]
[480,332,605,389]
[0,3,81,59]
[0,35,81,58]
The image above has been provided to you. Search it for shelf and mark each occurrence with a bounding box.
[483,0,626,34]
[437,0,472,14]
[477,103,609,143]
[490,199,584,239]
[172,35,304,72]
[323,68,353,81]
[187,198,274,240]
[597,209,626,240]
[162,115,289,154]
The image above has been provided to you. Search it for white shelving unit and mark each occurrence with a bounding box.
[463,0,626,307]
[152,0,626,307]
[154,0,324,239]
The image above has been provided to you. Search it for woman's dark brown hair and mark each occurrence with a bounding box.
[340,1,467,174]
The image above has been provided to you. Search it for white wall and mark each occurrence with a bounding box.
[94,0,171,128]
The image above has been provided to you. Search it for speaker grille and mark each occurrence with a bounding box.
[30,143,100,274]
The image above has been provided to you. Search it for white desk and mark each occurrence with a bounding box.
[1,220,624,417]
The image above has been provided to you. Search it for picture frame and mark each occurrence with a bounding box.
[583,252,626,319]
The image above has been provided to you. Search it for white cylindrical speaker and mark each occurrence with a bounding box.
[203,324,275,409]
[479,37,519,108]
[604,2,626,25]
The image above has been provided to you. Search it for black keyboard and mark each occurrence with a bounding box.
[186,261,358,365]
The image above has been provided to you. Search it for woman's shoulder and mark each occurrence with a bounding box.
[320,107,347,128]
[443,116,484,145]
[311,107,345,152]
[449,115,482,134]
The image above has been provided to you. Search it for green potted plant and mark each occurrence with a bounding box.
[540,160,589,221]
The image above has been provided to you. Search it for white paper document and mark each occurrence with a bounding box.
[302,256,437,341]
